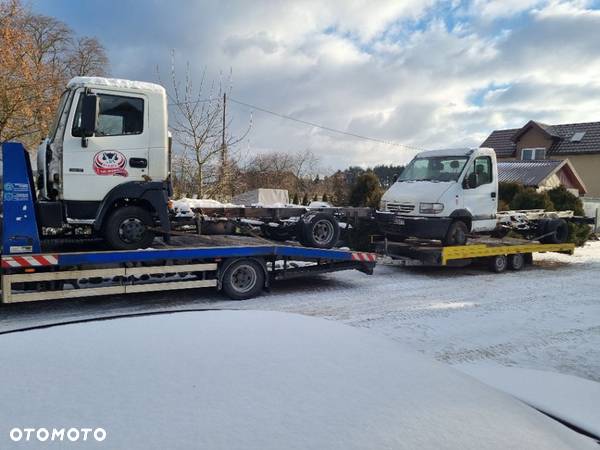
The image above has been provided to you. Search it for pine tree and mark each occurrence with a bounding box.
[322,193,329,203]
[349,171,384,208]
[312,194,318,201]
[292,193,299,204]
[302,193,309,206]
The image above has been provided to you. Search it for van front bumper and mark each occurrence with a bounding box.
[375,211,452,240]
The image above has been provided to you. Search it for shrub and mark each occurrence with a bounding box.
[509,188,554,211]
[349,171,383,208]
[547,186,584,216]
[568,222,592,247]
[499,182,524,205]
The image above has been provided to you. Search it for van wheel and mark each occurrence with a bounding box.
[104,206,155,250]
[221,259,265,300]
[443,220,468,246]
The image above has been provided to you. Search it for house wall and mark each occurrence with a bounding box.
[552,154,600,197]
[515,128,553,158]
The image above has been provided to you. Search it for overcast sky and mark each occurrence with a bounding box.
[33,0,600,170]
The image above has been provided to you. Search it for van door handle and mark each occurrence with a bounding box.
[129,158,148,168]
[491,192,497,198]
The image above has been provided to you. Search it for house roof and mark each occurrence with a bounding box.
[481,120,600,157]
[497,160,563,186]
[497,159,587,194]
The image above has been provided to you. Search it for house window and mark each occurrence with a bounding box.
[521,148,546,160]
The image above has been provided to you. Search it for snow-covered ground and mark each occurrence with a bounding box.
[1,241,599,383]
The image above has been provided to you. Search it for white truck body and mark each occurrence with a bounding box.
[378,148,499,242]
[37,77,169,204]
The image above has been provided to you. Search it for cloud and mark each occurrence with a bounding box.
[31,0,600,169]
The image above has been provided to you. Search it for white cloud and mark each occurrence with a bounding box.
[34,0,600,169]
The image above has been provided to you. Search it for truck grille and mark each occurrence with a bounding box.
[386,202,415,213]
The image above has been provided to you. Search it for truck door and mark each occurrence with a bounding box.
[462,155,498,232]
[62,89,149,213]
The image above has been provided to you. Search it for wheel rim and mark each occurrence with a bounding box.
[495,256,507,271]
[230,264,258,294]
[118,218,146,243]
[512,254,524,269]
[450,226,466,245]
[312,220,334,245]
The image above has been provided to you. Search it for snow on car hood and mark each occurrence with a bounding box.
[0,310,596,450]
[381,180,455,205]
[458,364,600,440]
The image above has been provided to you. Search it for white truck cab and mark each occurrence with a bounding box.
[377,148,498,245]
[35,77,172,249]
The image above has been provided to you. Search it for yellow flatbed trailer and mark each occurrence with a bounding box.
[376,237,575,273]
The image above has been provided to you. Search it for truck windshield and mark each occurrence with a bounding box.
[397,156,469,182]
[48,90,70,142]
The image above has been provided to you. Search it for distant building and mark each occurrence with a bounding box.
[482,120,600,196]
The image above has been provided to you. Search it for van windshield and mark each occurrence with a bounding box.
[397,156,469,182]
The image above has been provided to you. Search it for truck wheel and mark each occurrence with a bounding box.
[540,219,569,244]
[443,220,468,246]
[221,259,265,300]
[489,254,508,273]
[508,253,525,271]
[104,206,155,250]
[300,213,340,249]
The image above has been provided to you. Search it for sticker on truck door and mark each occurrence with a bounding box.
[93,151,128,176]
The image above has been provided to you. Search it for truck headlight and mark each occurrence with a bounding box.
[380,200,387,211]
[419,202,444,214]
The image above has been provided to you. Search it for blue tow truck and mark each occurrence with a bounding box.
[0,142,376,303]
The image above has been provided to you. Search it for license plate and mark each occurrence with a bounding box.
[393,217,405,225]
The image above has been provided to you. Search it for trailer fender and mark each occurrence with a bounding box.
[94,181,171,236]
[217,257,269,291]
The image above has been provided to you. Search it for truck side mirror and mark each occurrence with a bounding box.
[392,174,399,183]
[81,94,99,146]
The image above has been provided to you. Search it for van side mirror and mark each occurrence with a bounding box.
[81,94,99,146]
[392,174,399,183]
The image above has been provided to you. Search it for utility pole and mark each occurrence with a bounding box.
[220,92,229,200]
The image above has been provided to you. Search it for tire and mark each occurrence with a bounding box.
[443,220,468,246]
[489,254,508,273]
[300,213,340,249]
[539,219,569,244]
[221,259,265,300]
[508,253,525,271]
[103,206,155,250]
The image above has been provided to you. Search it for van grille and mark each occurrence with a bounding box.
[386,202,415,213]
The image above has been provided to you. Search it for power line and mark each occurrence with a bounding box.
[168,97,423,151]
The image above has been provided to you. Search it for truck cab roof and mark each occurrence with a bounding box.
[66,76,166,95]
[415,147,494,158]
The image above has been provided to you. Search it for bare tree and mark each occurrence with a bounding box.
[162,57,250,199]
[67,36,109,77]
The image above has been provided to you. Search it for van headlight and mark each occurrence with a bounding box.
[419,202,444,214]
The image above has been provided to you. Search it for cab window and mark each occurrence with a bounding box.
[72,93,144,137]
[464,156,492,188]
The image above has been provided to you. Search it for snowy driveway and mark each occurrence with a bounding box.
[1,242,599,382]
